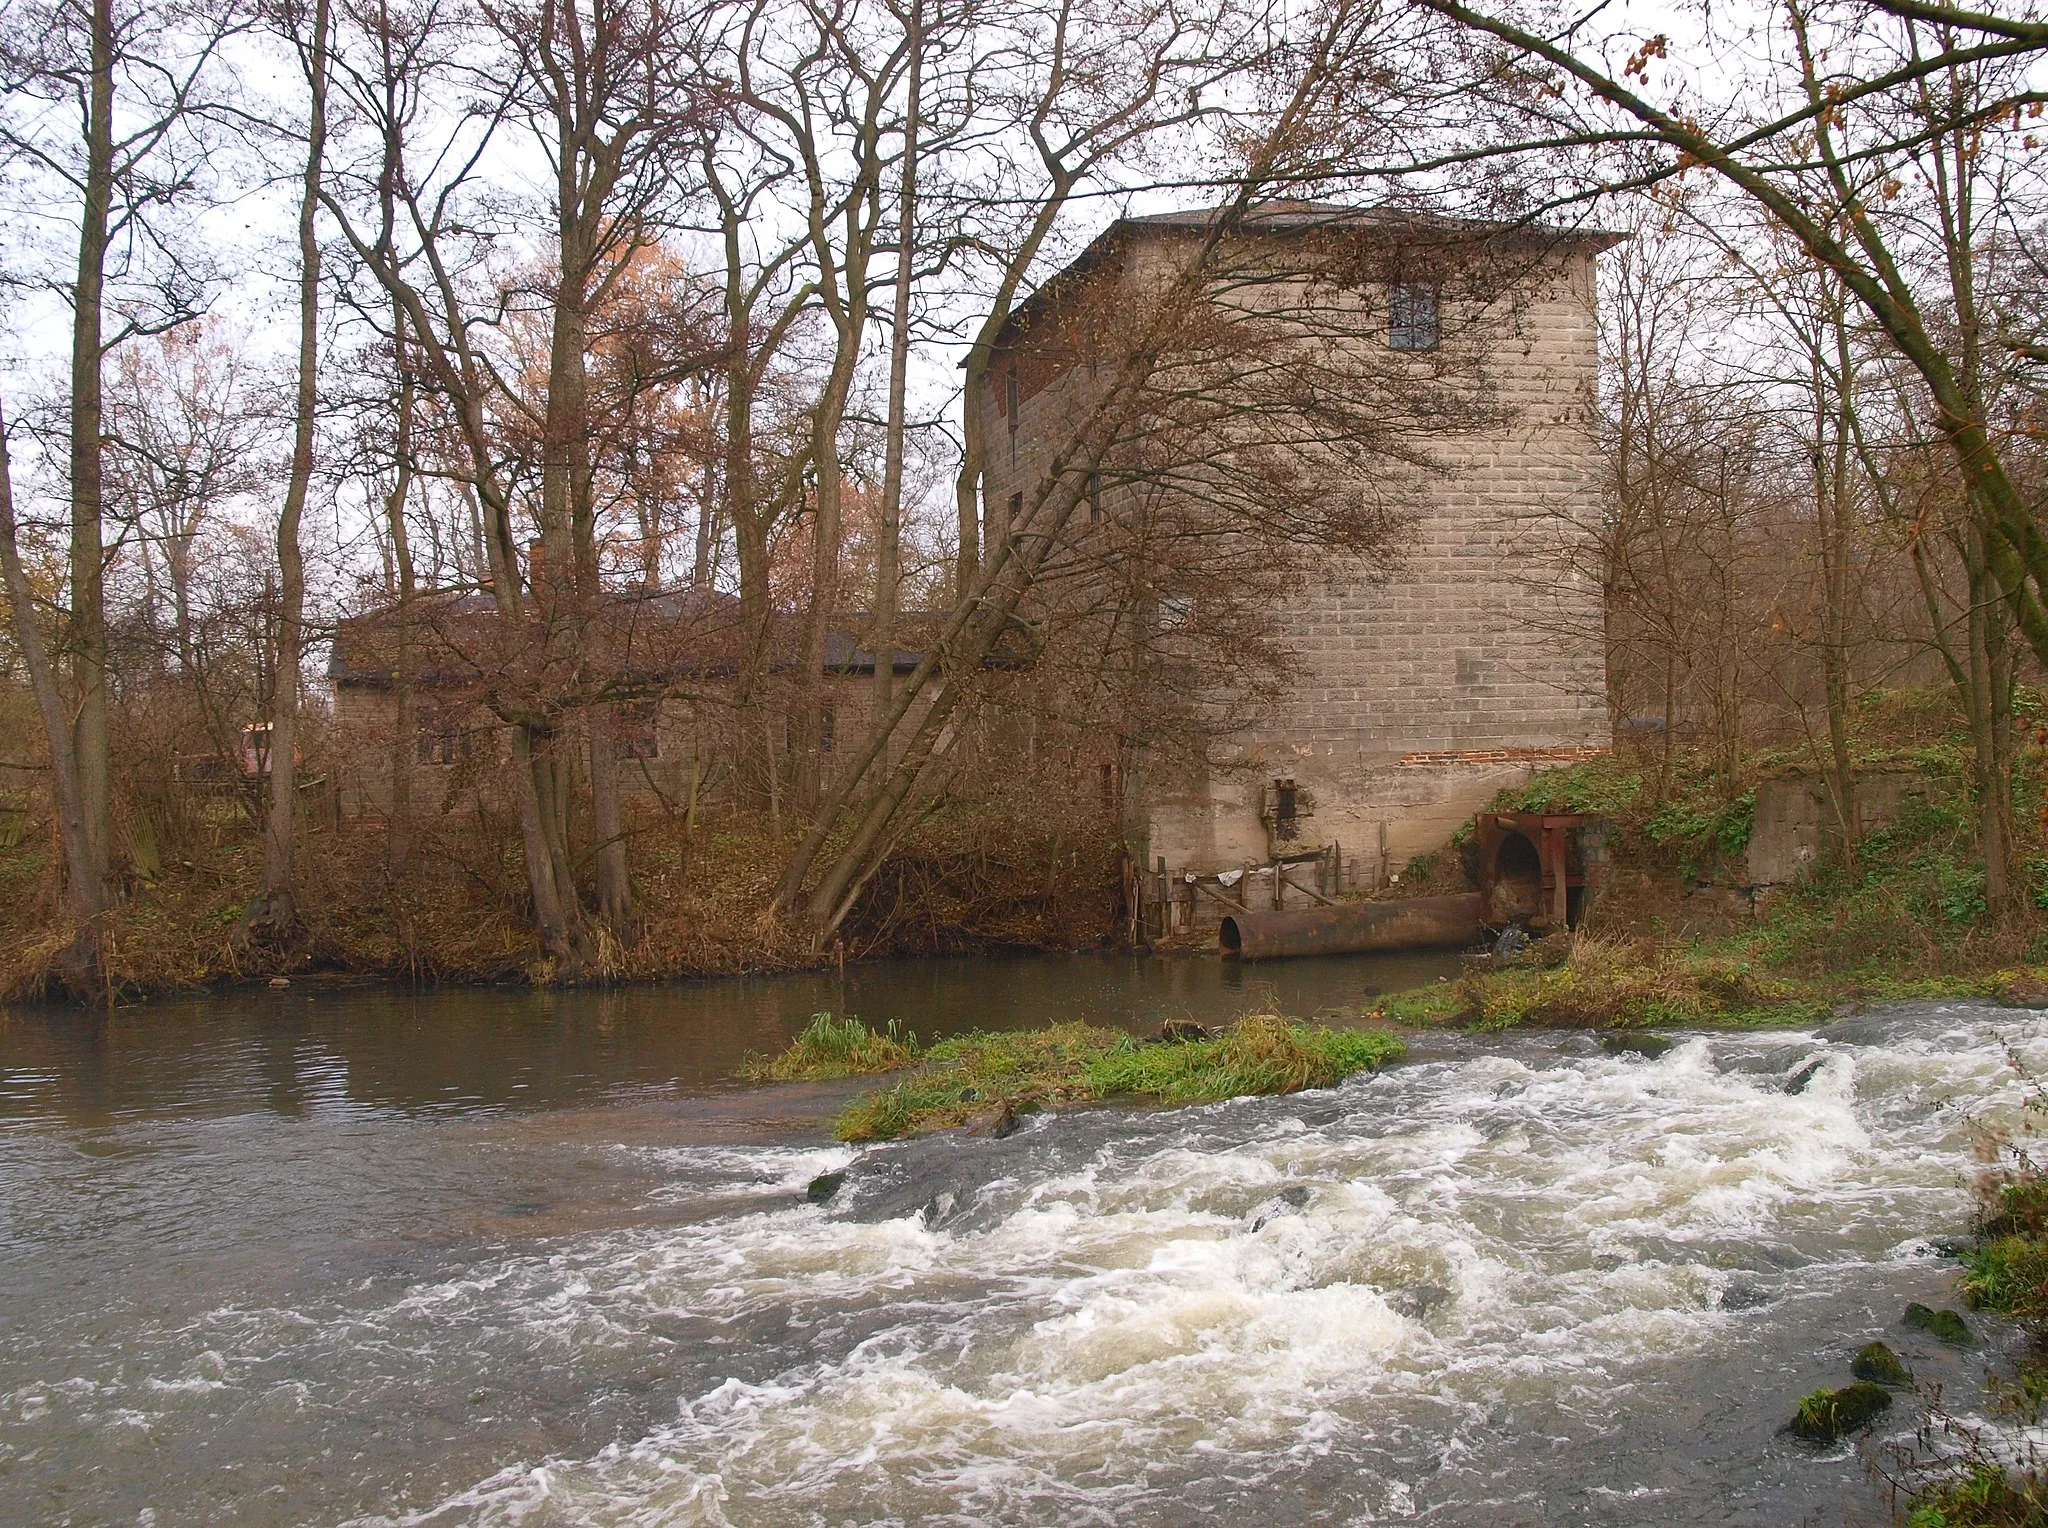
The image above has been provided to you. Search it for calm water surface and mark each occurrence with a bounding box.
[0,953,2035,1525]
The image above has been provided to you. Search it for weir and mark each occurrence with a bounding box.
[0,971,2026,1523]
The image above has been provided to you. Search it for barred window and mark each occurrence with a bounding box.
[1388,282,1439,352]
[1005,360,1020,467]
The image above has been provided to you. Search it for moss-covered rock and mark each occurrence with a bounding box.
[1904,1302,1975,1345]
[806,1170,846,1204]
[1851,1341,1913,1386]
[1789,1381,1894,1441]
[1601,1031,1674,1059]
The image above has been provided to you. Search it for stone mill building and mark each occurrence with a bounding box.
[978,202,1619,921]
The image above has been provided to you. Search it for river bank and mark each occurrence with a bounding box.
[0,803,1125,1004]
[7,694,2043,1016]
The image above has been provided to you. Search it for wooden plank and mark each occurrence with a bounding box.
[1190,879,1250,915]
[1277,863,1338,907]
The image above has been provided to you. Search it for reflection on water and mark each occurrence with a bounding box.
[0,960,2030,1527]
[0,948,1459,1128]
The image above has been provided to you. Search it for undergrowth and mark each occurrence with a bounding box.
[0,791,1123,1003]
[1376,691,2048,1032]
[744,1014,1406,1141]
[1372,928,2032,1032]
[1887,1058,2048,1524]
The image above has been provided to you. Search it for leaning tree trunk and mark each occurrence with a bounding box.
[873,0,921,722]
[0,407,106,992]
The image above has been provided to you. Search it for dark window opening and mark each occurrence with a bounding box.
[613,700,660,760]
[819,706,835,753]
[1006,490,1022,543]
[415,707,466,765]
[1489,830,1544,922]
[1389,282,1440,352]
[1272,777,1299,841]
[1088,470,1103,523]
[1099,761,1115,812]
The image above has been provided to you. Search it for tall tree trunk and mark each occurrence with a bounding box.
[797,392,844,811]
[385,302,418,869]
[67,0,117,963]
[246,0,330,943]
[1814,303,1860,868]
[0,408,106,992]
[546,219,634,935]
[873,0,920,723]
[1967,522,2015,918]
[717,200,775,815]
[322,25,589,971]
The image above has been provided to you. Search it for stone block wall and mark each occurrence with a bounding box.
[981,231,1613,878]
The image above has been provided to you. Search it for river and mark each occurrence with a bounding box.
[0,952,2037,1526]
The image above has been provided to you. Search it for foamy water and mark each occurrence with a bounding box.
[4,1000,2042,1526]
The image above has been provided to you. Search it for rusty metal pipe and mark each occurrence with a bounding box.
[1219,893,1484,959]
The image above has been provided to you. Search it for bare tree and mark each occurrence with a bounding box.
[1409,0,2048,670]
[0,0,242,985]
[245,0,333,943]
[323,0,596,964]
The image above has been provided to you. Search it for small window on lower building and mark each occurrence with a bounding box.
[613,700,660,760]
[1389,282,1440,351]
[416,707,462,765]
[819,706,835,753]
[1158,594,1192,631]
[1088,471,1103,524]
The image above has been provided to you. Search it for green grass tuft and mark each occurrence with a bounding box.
[831,1016,1405,1142]
[1962,1238,2048,1327]
[741,1012,920,1081]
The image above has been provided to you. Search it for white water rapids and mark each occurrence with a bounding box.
[3,997,2044,1526]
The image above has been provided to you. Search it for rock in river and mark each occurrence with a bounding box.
[806,1170,846,1204]
[963,1104,1019,1139]
[1850,1341,1912,1387]
[1902,1303,1974,1346]
[1601,1032,1674,1060]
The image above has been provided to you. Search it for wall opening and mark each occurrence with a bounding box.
[1488,831,1543,923]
